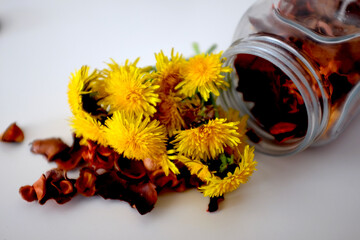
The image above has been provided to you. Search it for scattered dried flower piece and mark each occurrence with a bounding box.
[31,138,70,162]
[76,167,97,197]
[23,169,77,205]
[95,170,157,215]
[1,122,24,143]
[82,140,118,170]
[114,157,147,182]
[31,136,85,170]
[19,185,37,202]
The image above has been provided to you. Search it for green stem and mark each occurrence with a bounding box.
[209,93,219,118]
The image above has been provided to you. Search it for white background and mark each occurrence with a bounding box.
[1,0,360,239]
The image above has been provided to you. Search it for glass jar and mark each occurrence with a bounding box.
[220,0,360,156]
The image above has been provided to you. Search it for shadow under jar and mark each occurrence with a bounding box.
[220,0,360,156]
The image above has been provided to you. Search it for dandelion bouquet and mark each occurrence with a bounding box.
[19,47,257,214]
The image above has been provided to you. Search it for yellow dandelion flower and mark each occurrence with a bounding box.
[178,155,213,182]
[70,111,107,146]
[156,92,185,136]
[103,58,152,76]
[104,111,167,160]
[152,49,185,93]
[155,152,180,176]
[93,59,138,101]
[219,107,250,157]
[67,66,99,115]
[100,65,160,117]
[172,118,241,161]
[175,52,232,101]
[199,145,256,197]
[219,108,247,135]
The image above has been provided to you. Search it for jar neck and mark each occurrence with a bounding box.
[220,35,329,156]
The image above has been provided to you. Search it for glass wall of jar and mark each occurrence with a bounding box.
[220,0,360,155]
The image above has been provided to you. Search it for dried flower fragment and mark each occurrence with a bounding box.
[21,169,77,205]
[31,136,85,170]
[31,138,70,161]
[76,167,97,197]
[19,185,37,202]
[1,122,24,143]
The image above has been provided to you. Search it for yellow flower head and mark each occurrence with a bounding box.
[155,152,180,176]
[67,66,99,115]
[105,111,167,160]
[199,145,256,197]
[152,49,185,93]
[70,111,107,146]
[156,92,185,136]
[100,64,160,117]
[175,52,231,101]
[172,118,241,161]
[219,107,249,157]
[178,155,213,182]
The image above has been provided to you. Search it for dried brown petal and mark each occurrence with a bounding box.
[1,122,24,143]
[55,136,86,170]
[76,167,97,197]
[33,175,46,201]
[44,169,77,204]
[19,185,37,202]
[269,122,297,135]
[31,138,70,161]
[128,182,157,215]
[59,180,74,195]
[82,140,117,170]
[20,169,77,205]
[114,157,147,181]
[149,169,186,192]
[95,170,157,215]
[148,161,200,193]
[55,149,84,170]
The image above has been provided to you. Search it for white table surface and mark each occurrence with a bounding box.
[1,1,360,239]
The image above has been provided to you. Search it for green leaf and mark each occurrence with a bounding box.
[219,153,228,173]
[206,44,217,54]
[192,42,201,55]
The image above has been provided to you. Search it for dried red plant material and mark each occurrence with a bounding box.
[19,169,77,205]
[114,157,147,181]
[31,136,85,170]
[269,122,297,135]
[1,122,24,143]
[143,157,159,172]
[95,170,157,215]
[148,161,202,193]
[82,140,117,170]
[127,182,157,215]
[19,185,37,202]
[33,174,46,201]
[149,169,186,192]
[31,138,70,161]
[76,167,97,197]
[207,196,224,213]
[234,54,308,143]
[54,136,86,170]
[59,180,74,195]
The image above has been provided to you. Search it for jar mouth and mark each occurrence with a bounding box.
[220,36,328,156]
